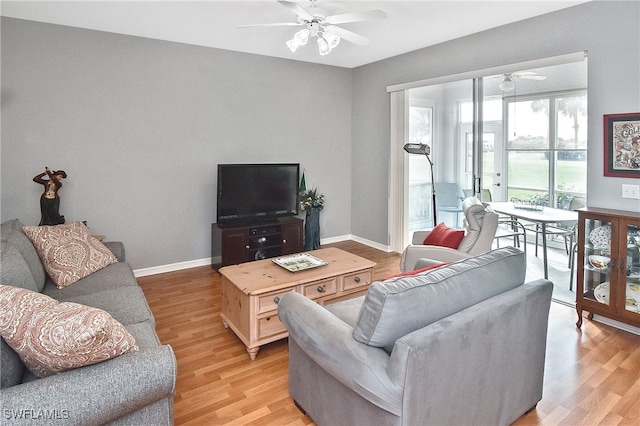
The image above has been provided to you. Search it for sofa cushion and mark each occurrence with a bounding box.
[1,338,24,388]
[324,295,365,328]
[423,222,465,249]
[352,247,526,353]
[41,262,138,299]
[0,285,138,378]
[1,219,47,291]
[22,221,117,289]
[0,244,40,292]
[61,287,155,327]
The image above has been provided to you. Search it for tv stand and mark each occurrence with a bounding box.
[212,217,303,269]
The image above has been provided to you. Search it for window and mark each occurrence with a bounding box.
[505,91,587,208]
[407,105,434,233]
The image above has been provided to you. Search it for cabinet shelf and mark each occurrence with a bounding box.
[212,217,303,269]
[576,207,640,328]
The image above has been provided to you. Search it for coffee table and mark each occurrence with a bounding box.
[219,247,376,360]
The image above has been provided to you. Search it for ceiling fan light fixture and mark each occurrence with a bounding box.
[499,77,516,92]
[286,38,299,52]
[323,32,340,49]
[294,28,310,45]
[317,36,331,55]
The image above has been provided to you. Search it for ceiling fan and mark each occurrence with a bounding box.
[497,72,547,91]
[236,0,387,56]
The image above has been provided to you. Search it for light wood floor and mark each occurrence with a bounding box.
[137,241,640,425]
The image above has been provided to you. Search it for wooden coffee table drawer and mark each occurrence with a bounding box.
[343,269,373,291]
[257,313,287,340]
[300,278,337,300]
[257,289,292,315]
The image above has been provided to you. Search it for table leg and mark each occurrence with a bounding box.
[246,346,259,360]
[541,223,548,279]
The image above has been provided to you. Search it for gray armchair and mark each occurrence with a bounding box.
[278,247,553,426]
[400,197,499,271]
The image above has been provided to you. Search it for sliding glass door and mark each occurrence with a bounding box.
[406,103,434,233]
[389,54,587,253]
[405,80,472,243]
[460,98,505,201]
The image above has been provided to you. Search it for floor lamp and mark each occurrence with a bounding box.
[403,143,437,226]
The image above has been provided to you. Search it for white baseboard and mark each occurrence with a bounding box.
[319,234,351,245]
[592,314,640,336]
[134,257,215,277]
[349,234,394,253]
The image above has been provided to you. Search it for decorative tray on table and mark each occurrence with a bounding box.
[511,198,545,211]
[272,253,328,272]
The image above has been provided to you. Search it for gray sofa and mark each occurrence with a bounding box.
[1,219,176,425]
[278,246,553,426]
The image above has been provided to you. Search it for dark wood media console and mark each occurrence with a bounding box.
[212,217,303,269]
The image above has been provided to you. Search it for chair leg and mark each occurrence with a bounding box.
[569,244,578,291]
[294,400,307,415]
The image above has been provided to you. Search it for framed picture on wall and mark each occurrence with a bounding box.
[604,112,640,178]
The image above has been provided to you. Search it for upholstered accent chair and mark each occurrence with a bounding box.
[278,247,553,426]
[400,197,499,271]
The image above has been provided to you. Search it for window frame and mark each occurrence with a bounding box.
[504,89,587,208]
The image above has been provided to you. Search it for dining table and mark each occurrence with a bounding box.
[489,201,579,279]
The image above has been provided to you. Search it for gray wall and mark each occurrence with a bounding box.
[351,1,640,245]
[1,18,352,269]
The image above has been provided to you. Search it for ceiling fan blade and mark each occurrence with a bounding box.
[519,75,547,80]
[324,25,369,45]
[278,0,314,22]
[325,9,387,25]
[236,22,303,28]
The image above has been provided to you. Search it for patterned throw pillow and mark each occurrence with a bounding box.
[0,285,138,377]
[22,221,117,289]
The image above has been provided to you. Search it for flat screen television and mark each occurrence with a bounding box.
[217,163,300,227]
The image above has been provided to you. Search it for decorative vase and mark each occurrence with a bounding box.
[304,207,321,250]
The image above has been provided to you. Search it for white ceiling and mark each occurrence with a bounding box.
[1,1,589,68]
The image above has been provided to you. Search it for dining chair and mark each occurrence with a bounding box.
[482,189,527,252]
[566,196,587,290]
[528,196,586,257]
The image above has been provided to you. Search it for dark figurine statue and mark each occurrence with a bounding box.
[33,167,67,226]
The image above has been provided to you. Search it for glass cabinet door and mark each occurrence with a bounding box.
[582,218,613,306]
[624,223,640,317]
[576,208,640,329]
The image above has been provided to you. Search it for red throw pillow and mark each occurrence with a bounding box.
[423,222,465,249]
[383,262,449,281]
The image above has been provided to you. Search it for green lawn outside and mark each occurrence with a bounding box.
[487,151,587,205]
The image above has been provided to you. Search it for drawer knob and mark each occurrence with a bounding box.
[245,245,250,249]
[316,286,324,293]
[274,296,281,304]
[282,239,287,244]
[354,276,361,283]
